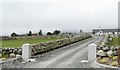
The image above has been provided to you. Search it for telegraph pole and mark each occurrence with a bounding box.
[118,48,120,67]
[118,1,120,67]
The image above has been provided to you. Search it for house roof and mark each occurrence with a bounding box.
[92,29,120,33]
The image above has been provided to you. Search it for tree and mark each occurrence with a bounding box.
[92,32,95,34]
[112,32,115,34]
[28,31,32,36]
[53,30,61,35]
[11,32,17,39]
[47,32,53,35]
[38,30,42,36]
[80,30,82,33]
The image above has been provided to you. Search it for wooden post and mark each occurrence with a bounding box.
[118,47,120,67]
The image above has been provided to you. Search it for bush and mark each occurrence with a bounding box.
[99,58,108,64]
[1,58,5,61]
[111,61,118,66]
[111,56,118,61]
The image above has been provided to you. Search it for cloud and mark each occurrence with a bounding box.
[1,0,119,36]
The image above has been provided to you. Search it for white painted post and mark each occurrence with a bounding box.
[88,44,97,62]
[22,43,31,61]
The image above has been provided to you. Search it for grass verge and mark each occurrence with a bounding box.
[1,37,60,48]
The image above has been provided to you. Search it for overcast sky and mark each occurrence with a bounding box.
[0,0,120,36]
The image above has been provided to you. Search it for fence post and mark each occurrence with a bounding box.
[88,44,97,62]
[118,47,120,67]
[22,43,31,61]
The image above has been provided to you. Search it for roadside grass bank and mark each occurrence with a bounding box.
[1,35,92,60]
[1,38,61,48]
[108,37,120,46]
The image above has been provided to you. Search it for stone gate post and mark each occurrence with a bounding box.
[88,44,97,62]
[22,43,31,61]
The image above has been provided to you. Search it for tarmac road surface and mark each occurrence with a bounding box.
[2,36,119,70]
[20,36,104,68]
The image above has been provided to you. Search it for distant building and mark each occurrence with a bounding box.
[32,33,38,36]
[92,29,120,35]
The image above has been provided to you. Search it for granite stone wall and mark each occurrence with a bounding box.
[31,35,92,56]
[1,35,92,59]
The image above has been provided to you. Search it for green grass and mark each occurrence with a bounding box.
[0,37,60,48]
[108,37,120,46]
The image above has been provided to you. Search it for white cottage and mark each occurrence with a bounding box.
[92,29,120,36]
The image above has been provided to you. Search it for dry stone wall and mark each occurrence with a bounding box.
[31,35,92,56]
[1,35,92,59]
[96,34,119,67]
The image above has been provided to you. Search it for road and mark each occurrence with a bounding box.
[1,36,104,68]
[19,36,103,68]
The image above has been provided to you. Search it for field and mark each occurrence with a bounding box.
[0,37,60,48]
[108,37,120,46]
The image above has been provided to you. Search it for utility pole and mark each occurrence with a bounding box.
[118,47,120,67]
[118,1,120,67]
[98,26,102,36]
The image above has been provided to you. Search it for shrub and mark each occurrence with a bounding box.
[111,56,118,61]
[111,61,118,66]
[99,58,108,64]
[1,58,5,61]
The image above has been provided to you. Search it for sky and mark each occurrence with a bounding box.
[0,0,120,36]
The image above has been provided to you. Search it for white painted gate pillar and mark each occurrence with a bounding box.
[22,43,31,61]
[88,44,97,62]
